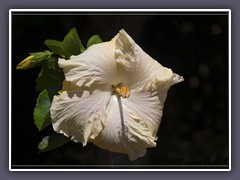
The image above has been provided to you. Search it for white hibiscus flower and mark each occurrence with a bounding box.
[50,29,183,161]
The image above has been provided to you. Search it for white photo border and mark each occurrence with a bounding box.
[9,9,231,172]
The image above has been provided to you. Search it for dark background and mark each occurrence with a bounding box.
[11,12,229,168]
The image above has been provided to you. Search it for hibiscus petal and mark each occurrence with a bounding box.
[93,84,162,160]
[50,81,111,146]
[115,29,183,89]
[58,41,121,88]
[125,80,162,138]
[128,73,182,137]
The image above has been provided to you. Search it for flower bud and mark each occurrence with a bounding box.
[16,51,52,70]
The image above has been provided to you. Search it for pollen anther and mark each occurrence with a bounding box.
[112,85,130,98]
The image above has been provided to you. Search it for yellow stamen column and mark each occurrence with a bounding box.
[112,85,130,98]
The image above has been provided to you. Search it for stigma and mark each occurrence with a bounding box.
[112,85,130,98]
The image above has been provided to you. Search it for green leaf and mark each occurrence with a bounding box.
[44,40,66,58]
[44,27,84,59]
[38,133,70,153]
[16,50,52,70]
[34,86,62,130]
[62,27,85,56]
[33,89,52,131]
[36,57,64,91]
[86,35,103,48]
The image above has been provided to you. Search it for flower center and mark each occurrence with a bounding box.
[112,84,130,98]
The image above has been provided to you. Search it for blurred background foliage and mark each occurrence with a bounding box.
[11,12,229,168]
